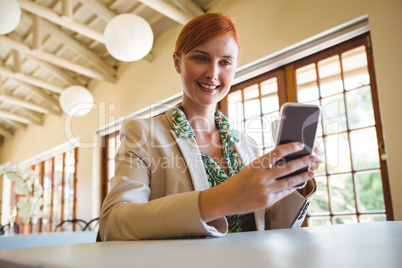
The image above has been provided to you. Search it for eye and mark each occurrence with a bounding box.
[220,60,232,66]
[193,55,209,62]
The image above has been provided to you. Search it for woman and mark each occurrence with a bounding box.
[99,13,319,241]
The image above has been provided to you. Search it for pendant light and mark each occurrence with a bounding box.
[104,14,154,62]
[59,86,94,116]
[0,0,21,35]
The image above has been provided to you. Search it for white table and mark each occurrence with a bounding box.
[0,231,97,250]
[0,221,401,268]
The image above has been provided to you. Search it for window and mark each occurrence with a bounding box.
[223,33,393,226]
[10,148,78,233]
[221,69,286,156]
[100,131,120,205]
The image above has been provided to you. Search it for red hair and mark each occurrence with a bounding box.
[174,13,240,57]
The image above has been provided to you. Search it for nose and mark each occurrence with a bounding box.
[205,62,218,80]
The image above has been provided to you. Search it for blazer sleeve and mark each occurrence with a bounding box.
[99,119,227,241]
[265,178,317,229]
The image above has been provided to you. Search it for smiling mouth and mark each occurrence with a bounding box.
[197,82,220,90]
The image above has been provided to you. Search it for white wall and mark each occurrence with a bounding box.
[1,0,401,221]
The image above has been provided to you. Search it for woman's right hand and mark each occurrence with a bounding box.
[199,142,316,223]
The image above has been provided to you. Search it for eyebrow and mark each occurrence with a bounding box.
[190,50,236,59]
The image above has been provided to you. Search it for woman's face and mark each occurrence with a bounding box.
[174,34,239,109]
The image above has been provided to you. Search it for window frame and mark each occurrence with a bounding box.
[10,148,78,233]
[221,33,394,225]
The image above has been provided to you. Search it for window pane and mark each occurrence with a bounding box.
[53,156,63,225]
[341,46,370,91]
[309,176,329,215]
[318,55,344,97]
[345,86,375,129]
[245,118,263,149]
[313,137,326,176]
[228,90,243,124]
[329,173,356,214]
[42,160,53,229]
[325,133,351,174]
[108,136,117,159]
[262,112,279,150]
[261,78,279,114]
[321,94,347,135]
[243,85,261,120]
[359,214,386,223]
[333,215,358,224]
[296,64,319,102]
[308,216,331,226]
[350,127,380,170]
[356,170,385,212]
[231,121,244,133]
[108,160,115,180]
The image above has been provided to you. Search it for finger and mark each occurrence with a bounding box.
[256,142,305,169]
[273,170,314,191]
[314,153,324,164]
[270,188,297,204]
[271,154,316,179]
[314,141,324,155]
[310,162,319,171]
[311,146,327,170]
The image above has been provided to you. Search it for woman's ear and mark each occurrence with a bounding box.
[173,52,181,74]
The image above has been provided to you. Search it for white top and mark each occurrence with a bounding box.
[0,221,401,268]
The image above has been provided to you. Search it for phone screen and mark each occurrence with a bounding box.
[275,104,320,182]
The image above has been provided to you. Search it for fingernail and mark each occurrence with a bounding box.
[309,155,315,162]
[299,143,305,149]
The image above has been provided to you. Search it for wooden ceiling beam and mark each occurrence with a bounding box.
[12,50,22,73]
[32,14,41,50]
[41,19,116,76]
[0,94,61,115]
[137,0,193,25]
[61,0,73,19]
[2,118,27,130]
[0,36,116,82]
[17,0,104,43]
[0,64,64,94]
[17,81,60,108]
[0,126,13,139]
[30,58,82,86]
[172,0,204,17]
[0,109,41,125]
[79,0,115,22]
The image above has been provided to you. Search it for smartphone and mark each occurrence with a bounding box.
[274,103,321,188]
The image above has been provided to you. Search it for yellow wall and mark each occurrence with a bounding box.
[1,0,401,220]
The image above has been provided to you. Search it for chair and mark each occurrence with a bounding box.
[96,231,102,242]
[54,219,88,232]
[83,217,100,232]
[84,217,101,242]
[0,223,19,235]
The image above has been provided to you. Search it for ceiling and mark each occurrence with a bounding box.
[0,0,219,141]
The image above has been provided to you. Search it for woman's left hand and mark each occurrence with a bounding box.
[309,141,324,171]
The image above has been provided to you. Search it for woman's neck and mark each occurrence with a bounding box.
[181,101,217,134]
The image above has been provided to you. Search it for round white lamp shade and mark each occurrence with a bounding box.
[60,86,94,116]
[104,14,154,62]
[0,0,21,35]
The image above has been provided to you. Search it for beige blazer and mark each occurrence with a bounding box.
[99,108,316,241]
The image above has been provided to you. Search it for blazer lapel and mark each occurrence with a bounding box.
[233,135,259,166]
[165,109,209,191]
